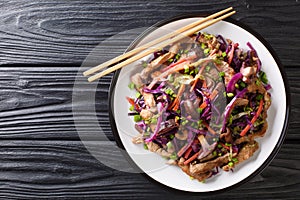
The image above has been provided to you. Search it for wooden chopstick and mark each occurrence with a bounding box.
[83,7,233,78]
[85,8,235,82]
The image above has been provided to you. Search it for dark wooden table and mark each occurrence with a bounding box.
[0,0,299,199]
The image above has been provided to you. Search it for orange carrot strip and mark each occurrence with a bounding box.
[202,79,207,88]
[126,97,135,106]
[169,84,185,110]
[184,151,200,165]
[210,89,218,100]
[190,78,199,92]
[184,147,193,159]
[240,99,264,136]
[161,58,188,72]
[203,122,216,135]
[221,143,230,150]
[199,101,207,109]
[190,64,206,92]
[177,144,188,157]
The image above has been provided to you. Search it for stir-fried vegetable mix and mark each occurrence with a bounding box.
[127,32,271,182]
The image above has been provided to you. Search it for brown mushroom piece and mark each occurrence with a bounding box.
[175,129,188,141]
[220,128,233,143]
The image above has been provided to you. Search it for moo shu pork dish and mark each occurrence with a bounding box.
[127,32,271,182]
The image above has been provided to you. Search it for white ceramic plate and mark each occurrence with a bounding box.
[109,16,290,193]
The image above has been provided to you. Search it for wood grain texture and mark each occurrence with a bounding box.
[0,141,298,199]
[0,0,298,65]
[0,0,299,199]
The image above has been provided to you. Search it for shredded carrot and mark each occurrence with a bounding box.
[190,78,199,92]
[210,89,218,100]
[184,151,200,165]
[199,101,207,109]
[202,79,207,88]
[173,61,190,72]
[240,99,264,136]
[126,97,135,106]
[228,43,239,65]
[161,58,188,72]
[190,64,206,92]
[177,144,188,157]
[221,143,230,150]
[203,121,216,135]
[184,147,193,159]
[169,84,185,111]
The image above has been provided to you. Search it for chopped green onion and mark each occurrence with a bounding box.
[197,108,203,113]
[128,82,135,90]
[142,61,148,68]
[222,52,227,57]
[235,83,239,88]
[135,92,141,98]
[212,151,217,156]
[256,94,264,101]
[129,105,134,111]
[225,143,232,147]
[204,48,210,54]
[205,65,211,72]
[219,71,225,77]
[182,120,188,126]
[167,74,174,82]
[232,158,238,163]
[228,162,234,167]
[201,43,206,49]
[150,118,157,124]
[167,141,173,149]
[239,81,246,88]
[143,143,148,150]
[227,92,234,97]
[134,115,142,122]
[255,79,261,86]
[170,134,175,139]
[217,144,222,148]
[184,65,190,73]
[170,153,177,160]
[259,71,268,84]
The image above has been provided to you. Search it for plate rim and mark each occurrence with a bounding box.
[108,14,291,194]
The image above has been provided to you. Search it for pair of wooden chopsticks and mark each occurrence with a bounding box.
[83,7,235,82]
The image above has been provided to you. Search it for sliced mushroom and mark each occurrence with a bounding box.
[175,129,188,140]
[220,128,233,143]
